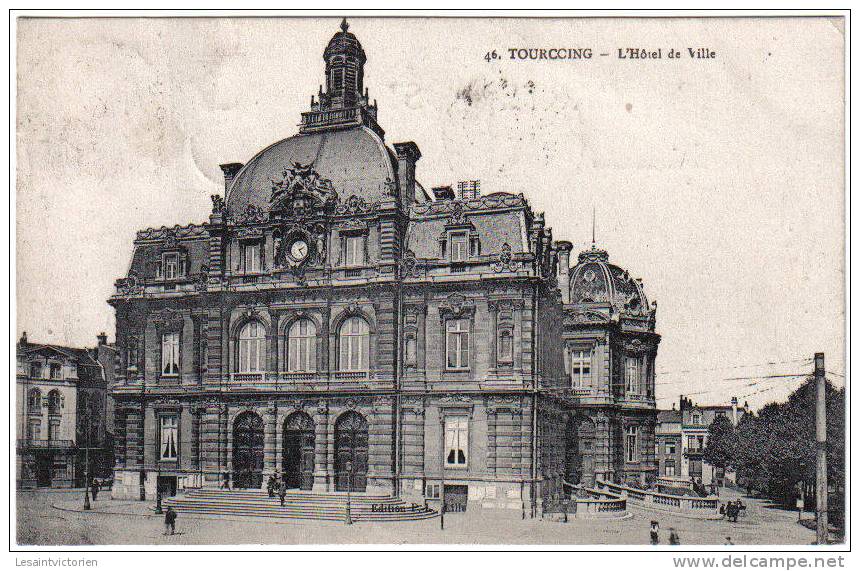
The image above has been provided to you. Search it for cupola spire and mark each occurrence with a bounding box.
[300,19,382,137]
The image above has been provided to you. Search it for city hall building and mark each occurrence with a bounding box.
[109,21,660,512]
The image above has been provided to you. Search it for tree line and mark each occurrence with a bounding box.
[703,378,845,528]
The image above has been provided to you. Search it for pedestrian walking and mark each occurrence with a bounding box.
[278,480,287,507]
[164,506,177,536]
[650,520,660,545]
[91,479,99,501]
[669,527,681,545]
[267,474,275,498]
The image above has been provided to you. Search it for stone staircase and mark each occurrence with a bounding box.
[163,488,437,523]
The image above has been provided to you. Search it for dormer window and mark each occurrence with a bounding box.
[49,362,62,380]
[163,253,180,279]
[450,232,468,263]
[29,362,42,378]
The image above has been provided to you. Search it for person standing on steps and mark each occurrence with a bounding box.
[650,520,660,545]
[267,474,275,498]
[278,480,287,507]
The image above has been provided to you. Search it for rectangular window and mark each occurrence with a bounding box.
[450,233,468,262]
[571,349,592,387]
[444,417,468,467]
[243,242,261,273]
[690,459,703,478]
[625,356,642,394]
[27,418,41,441]
[161,332,180,376]
[49,363,62,379]
[666,462,676,476]
[29,363,42,378]
[666,442,676,455]
[445,318,469,369]
[48,418,60,441]
[163,253,180,279]
[160,415,178,461]
[343,235,364,266]
[626,426,638,463]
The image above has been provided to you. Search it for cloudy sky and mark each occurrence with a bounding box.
[16,16,845,409]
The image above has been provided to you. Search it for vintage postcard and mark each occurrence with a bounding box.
[10,11,848,556]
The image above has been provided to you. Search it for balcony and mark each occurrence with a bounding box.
[17,438,75,450]
[227,371,384,391]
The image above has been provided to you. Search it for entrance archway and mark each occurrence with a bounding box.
[334,411,368,492]
[283,412,315,490]
[233,412,264,489]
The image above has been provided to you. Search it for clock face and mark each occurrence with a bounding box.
[289,239,309,261]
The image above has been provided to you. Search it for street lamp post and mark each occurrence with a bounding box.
[83,406,91,511]
[344,460,353,525]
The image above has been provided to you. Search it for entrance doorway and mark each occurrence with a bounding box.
[334,411,368,492]
[444,484,468,513]
[233,412,264,489]
[283,412,315,490]
[157,475,178,497]
[34,452,53,487]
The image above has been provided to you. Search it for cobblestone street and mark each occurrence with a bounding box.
[16,488,818,546]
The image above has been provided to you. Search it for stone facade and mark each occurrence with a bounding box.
[108,20,660,511]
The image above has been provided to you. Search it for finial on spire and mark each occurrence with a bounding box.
[340,18,349,33]
[591,206,596,248]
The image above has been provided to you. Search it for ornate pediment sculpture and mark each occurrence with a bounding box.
[270,162,338,213]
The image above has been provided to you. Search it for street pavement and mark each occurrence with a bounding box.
[15,487,818,546]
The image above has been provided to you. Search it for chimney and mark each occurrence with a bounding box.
[97,332,108,346]
[432,185,455,201]
[393,142,421,204]
[19,331,27,346]
[457,180,481,200]
[555,241,573,303]
[219,162,244,193]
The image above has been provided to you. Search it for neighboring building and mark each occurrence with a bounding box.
[107,20,660,511]
[655,408,683,482]
[16,332,110,488]
[655,395,749,488]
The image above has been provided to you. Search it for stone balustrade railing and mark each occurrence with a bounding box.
[595,479,720,517]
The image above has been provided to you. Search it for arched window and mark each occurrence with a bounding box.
[27,388,41,411]
[339,316,369,371]
[287,319,317,372]
[238,321,266,373]
[47,390,62,415]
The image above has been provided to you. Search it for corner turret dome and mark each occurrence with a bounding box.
[569,244,653,319]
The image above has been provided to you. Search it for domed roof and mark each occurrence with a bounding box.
[569,245,651,316]
[225,125,397,214]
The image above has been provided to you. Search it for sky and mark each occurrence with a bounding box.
[15,17,845,410]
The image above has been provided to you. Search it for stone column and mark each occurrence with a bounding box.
[263,403,277,480]
[312,402,329,492]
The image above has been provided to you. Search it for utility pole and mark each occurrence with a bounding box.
[814,352,828,545]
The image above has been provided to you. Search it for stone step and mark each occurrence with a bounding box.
[163,490,436,522]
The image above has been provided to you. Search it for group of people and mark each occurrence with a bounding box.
[267,472,290,506]
[649,520,681,545]
[720,499,746,522]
